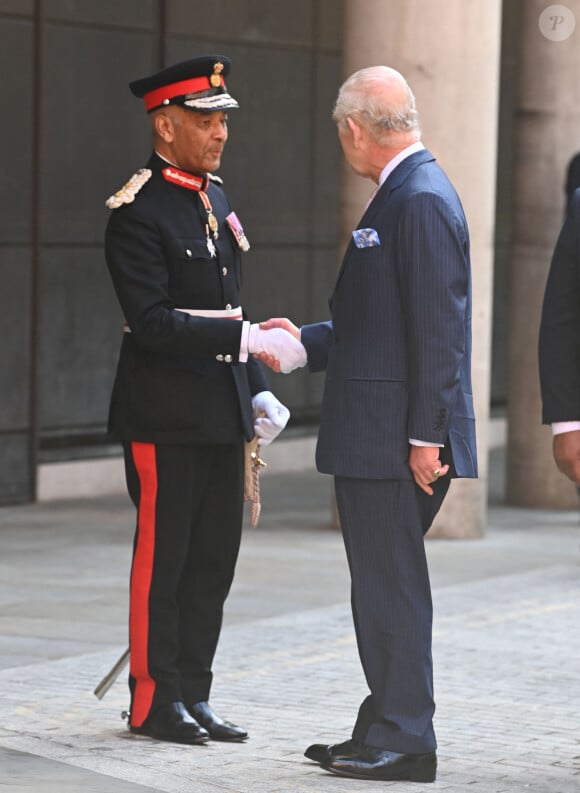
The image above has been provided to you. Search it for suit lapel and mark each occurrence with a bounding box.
[332,237,356,296]
[332,149,436,296]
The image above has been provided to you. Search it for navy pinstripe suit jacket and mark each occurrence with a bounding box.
[302,149,478,481]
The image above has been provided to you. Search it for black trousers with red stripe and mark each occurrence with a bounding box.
[123,440,244,727]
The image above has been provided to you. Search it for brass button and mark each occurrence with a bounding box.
[222,267,228,276]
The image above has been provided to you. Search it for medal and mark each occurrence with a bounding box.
[205,226,216,257]
[199,190,219,240]
[207,212,219,236]
[225,211,251,251]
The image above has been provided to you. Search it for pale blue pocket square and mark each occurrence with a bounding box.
[352,228,381,248]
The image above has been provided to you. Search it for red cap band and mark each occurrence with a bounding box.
[144,75,225,111]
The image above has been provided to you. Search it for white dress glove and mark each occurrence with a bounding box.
[247,324,307,373]
[251,391,290,446]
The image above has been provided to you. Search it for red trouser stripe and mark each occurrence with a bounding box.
[129,441,158,726]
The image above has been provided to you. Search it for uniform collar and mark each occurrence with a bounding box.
[153,151,209,192]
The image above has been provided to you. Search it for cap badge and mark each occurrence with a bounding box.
[210,62,224,87]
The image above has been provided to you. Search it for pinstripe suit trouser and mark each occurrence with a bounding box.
[334,475,449,754]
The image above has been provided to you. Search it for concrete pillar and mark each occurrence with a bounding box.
[339,0,501,537]
[506,0,580,508]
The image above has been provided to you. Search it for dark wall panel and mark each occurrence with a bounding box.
[316,0,343,51]
[242,245,311,411]
[243,246,310,326]
[38,248,121,432]
[41,24,156,244]
[43,0,155,28]
[0,249,32,430]
[248,245,339,415]
[0,14,33,504]
[0,18,33,243]
[0,434,31,505]
[167,0,314,46]
[311,52,342,245]
[0,1,33,14]
[310,246,337,321]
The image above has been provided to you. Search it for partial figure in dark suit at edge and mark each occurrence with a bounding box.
[539,186,580,484]
[257,66,478,783]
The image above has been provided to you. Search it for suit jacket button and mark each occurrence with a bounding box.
[222,267,228,276]
[216,354,225,362]
[224,354,233,363]
[185,249,192,257]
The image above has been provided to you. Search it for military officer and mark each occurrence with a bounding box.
[105,55,300,745]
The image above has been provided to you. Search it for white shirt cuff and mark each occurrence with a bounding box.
[409,438,444,447]
[239,320,250,362]
[552,421,580,435]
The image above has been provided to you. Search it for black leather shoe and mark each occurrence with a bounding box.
[188,701,248,742]
[322,744,437,782]
[304,739,361,764]
[129,701,209,745]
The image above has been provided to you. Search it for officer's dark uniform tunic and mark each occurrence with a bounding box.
[105,152,268,728]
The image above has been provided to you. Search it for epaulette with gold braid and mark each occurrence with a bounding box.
[105,168,152,209]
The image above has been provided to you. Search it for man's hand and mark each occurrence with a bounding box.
[251,391,290,446]
[259,317,301,339]
[553,430,580,483]
[252,318,302,371]
[408,445,449,495]
[247,322,306,373]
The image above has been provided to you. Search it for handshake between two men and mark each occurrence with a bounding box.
[246,317,307,374]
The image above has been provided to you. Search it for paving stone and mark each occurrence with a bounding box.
[0,470,578,792]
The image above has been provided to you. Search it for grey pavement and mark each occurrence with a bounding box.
[0,449,579,792]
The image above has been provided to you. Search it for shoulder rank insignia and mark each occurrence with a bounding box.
[105,168,152,209]
[208,173,223,185]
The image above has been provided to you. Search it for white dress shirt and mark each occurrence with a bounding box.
[553,421,580,435]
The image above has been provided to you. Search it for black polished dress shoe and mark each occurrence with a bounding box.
[322,744,437,782]
[130,701,209,745]
[188,701,248,742]
[304,739,361,764]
